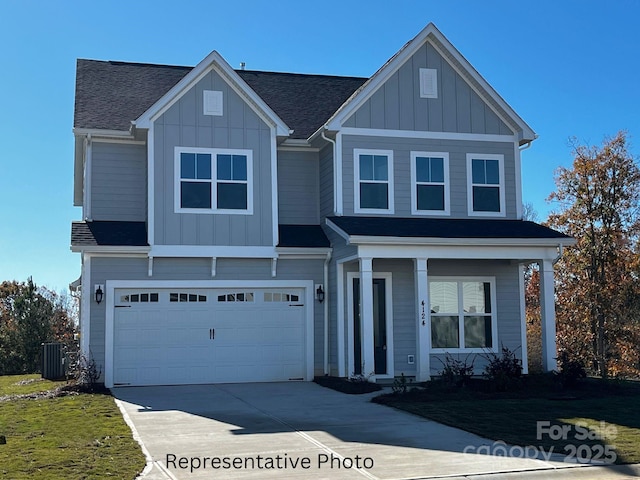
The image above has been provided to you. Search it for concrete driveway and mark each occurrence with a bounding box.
[113,382,638,479]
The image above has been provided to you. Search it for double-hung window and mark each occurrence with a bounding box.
[467,153,505,216]
[411,152,449,215]
[429,278,497,352]
[354,149,394,214]
[175,147,253,214]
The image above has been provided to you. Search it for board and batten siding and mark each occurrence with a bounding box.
[91,142,146,221]
[87,256,326,380]
[341,135,516,218]
[277,150,319,224]
[153,69,274,247]
[343,41,513,135]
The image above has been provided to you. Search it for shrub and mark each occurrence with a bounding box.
[437,353,475,387]
[555,350,587,388]
[483,345,523,391]
[391,373,414,394]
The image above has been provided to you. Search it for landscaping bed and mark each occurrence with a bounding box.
[314,375,383,394]
[373,374,640,464]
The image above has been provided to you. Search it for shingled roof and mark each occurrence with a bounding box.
[74,59,367,139]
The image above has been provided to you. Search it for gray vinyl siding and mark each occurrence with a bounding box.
[343,41,513,135]
[277,150,319,224]
[153,69,274,246]
[91,142,146,221]
[427,260,522,376]
[341,135,517,218]
[332,258,521,378]
[319,143,334,218]
[87,256,325,380]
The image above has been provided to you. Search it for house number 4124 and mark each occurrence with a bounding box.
[421,300,426,325]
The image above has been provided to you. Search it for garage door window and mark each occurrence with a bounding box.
[120,293,159,303]
[170,293,207,302]
[217,292,255,302]
[264,292,299,302]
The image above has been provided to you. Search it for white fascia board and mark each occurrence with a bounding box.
[276,247,332,259]
[348,235,576,247]
[73,128,134,138]
[325,218,351,243]
[133,50,290,136]
[71,245,151,254]
[357,243,562,262]
[149,245,277,258]
[319,23,535,144]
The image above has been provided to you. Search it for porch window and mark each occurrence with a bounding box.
[175,147,253,214]
[411,152,449,215]
[354,149,394,213]
[429,278,496,351]
[466,153,505,216]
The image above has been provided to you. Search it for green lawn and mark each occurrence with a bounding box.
[0,375,146,479]
[374,376,640,465]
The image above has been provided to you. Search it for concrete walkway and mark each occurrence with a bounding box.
[113,382,639,479]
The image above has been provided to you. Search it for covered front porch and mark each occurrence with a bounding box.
[326,216,576,382]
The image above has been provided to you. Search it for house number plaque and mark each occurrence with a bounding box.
[421,300,426,325]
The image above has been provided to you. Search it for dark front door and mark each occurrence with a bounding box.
[353,278,387,375]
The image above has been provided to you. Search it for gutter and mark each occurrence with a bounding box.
[320,128,338,215]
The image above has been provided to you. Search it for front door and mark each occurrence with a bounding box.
[352,278,387,375]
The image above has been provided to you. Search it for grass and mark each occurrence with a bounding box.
[0,374,68,396]
[374,375,640,465]
[0,374,146,479]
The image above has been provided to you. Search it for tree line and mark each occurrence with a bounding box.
[0,278,77,375]
[527,131,640,378]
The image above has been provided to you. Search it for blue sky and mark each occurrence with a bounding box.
[1,0,638,291]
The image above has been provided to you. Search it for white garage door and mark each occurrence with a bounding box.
[113,287,306,386]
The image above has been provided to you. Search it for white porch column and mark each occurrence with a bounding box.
[359,257,376,381]
[540,259,557,371]
[414,258,430,381]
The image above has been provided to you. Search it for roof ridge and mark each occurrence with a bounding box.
[237,69,368,81]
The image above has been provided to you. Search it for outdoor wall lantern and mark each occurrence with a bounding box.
[316,284,325,303]
[94,284,104,304]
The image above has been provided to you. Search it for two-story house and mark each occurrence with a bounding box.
[71,23,573,388]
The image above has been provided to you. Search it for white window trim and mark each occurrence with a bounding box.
[410,151,450,216]
[174,146,254,215]
[353,148,394,214]
[466,153,505,217]
[428,276,498,354]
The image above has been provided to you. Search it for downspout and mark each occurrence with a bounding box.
[553,244,564,265]
[323,250,332,375]
[321,129,337,215]
[83,134,93,221]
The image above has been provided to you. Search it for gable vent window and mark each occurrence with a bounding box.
[419,68,438,99]
[203,90,223,116]
[175,147,253,215]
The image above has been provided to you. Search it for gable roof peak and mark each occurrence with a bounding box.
[321,22,536,144]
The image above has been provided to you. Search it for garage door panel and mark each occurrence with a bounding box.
[113,287,307,386]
